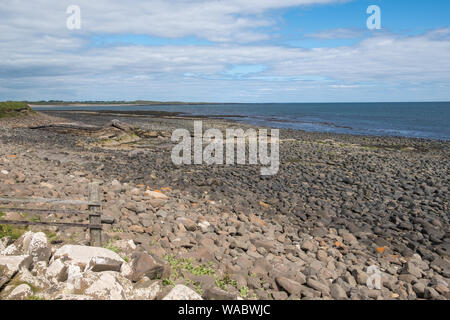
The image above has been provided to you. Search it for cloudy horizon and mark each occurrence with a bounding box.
[1,0,449,102]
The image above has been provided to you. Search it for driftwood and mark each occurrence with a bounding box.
[30,123,101,131]
[110,119,134,132]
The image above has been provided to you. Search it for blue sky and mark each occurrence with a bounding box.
[1,0,449,102]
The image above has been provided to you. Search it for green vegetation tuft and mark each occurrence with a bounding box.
[0,224,27,240]
[25,295,46,300]
[103,240,120,253]
[239,286,250,298]
[0,101,32,118]
[215,274,237,290]
[162,254,249,298]
[162,278,175,287]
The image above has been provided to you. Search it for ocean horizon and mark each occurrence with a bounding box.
[34,102,450,141]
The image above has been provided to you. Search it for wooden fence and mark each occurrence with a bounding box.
[0,182,102,246]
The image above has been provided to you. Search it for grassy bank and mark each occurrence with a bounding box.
[0,101,32,118]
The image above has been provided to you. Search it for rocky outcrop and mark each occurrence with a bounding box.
[0,255,33,289]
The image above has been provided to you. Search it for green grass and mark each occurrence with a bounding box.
[162,254,250,297]
[162,278,176,287]
[0,101,32,118]
[25,295,45,300]
[164,254,216,277]
[0,224,27,240]
[184,279,204,295]
[103,240,120,254]
[239,286,250,298]
[215,275,237,290]
[44,231,61,243]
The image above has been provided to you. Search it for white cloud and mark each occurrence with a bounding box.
[0,1,449,101]
[0,0,348,43]
[307,28,367,39]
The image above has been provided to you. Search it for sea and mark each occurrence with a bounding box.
[33,102,450,141]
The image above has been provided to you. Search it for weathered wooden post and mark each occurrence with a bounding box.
[88,182,102,247]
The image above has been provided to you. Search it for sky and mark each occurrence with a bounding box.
[1,0,449,103]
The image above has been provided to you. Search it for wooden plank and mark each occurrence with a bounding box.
[88,182,102,247]
[0,220,101,229]
[0,207,88,215]
[0,197,94,205]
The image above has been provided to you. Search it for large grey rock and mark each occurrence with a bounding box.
[162,285,203,300]
[86,256,123,272]
[129,251,164,282]
[275,276,304,296]
[202,286,237,300]
[330,283,348,300]
[401,261,423,278]
[52,245,124,269]
[306,278,330,296]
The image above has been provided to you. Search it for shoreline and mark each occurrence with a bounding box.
[35,109,450,144]
[30,106,450,142]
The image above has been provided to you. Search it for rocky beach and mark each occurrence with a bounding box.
[0,110,449,300]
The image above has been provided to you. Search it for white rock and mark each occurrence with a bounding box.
[40,182,54,189]
[1,244,20,256]
[14,267,51,292]
[130,281,161,300]
[130,187,141,195]
[52,245,124,269]
[120,262,133,279]
[32,261,48,277]
[82,271,132,300]
[22,232,51,263]
[8,284,33,300]
[46,259,68,282]
[112,239,136,255]
[1,170,9,175]
[144,190,168,200]
[0,255,32,288]
[0,255,32,275]
[198,221,211,232]
[66,265,83,289]
[162,285,203,300]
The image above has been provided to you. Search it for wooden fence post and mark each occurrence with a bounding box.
[88,182,102,247]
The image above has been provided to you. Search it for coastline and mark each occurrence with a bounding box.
[30,102,450,142]
[0,110,449,300]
